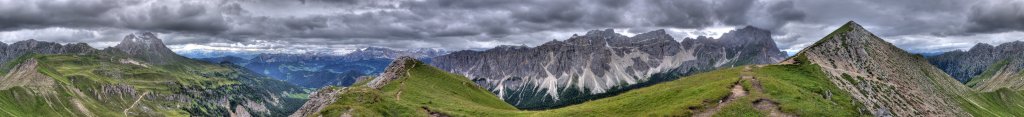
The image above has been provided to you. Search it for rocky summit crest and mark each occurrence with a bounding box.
[366,56,418,89]
[790,21,972,116]
[115,32,185,64]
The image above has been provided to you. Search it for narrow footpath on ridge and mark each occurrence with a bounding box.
[694,65,794,117]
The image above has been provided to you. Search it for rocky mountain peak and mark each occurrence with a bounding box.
[117,32,166,49]
[968,43,996,52]
[718,26,772,45]
[114,32,184,64]
[632,29,673,41]
[791,21,972,116]
[366,56,418,89]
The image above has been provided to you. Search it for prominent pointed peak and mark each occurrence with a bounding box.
[800,21,878,51]
[785,20,973,116]
[114,32,183,64]
[120,32,162,44]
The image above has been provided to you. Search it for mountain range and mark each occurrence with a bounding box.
[928,41,1024,91]
[0,32,306,116]
[291,21,1024,116]
[432,27,787,109]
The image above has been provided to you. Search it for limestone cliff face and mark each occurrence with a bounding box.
[432,27,786,108]
[788,21,971,116]
[929,41,1024,91]
[114,32,187,64]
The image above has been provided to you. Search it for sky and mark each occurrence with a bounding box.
[0,0,1022,55]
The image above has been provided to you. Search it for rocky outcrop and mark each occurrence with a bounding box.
[0,59,56,94]
[928,41,1024,91]
[367,56,417,89]
[432,27,786,108]
[114,32,187,64]
[289,87,346,117]
[788,21,971,116]
[288,57,420,116]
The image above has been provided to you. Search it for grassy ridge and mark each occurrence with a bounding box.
[956,88,1024,116]
[744,64,865,116]
[315,60,521,117]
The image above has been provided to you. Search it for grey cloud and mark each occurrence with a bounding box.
[0,0,234,34]
[714,0,755,25]
[0,0,126,30]
[2,0,1020,53]
[966,0,1024,33]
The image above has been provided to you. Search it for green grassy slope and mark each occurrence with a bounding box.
[0,53,306,116]
[731,64,865,116]
[311,58,867,116]
[956,88,1024,116]
[966,60,1011,87]
[312,59,521,117]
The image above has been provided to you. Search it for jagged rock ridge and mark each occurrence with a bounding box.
[432,27,786,108]
[367,56,417,89]
[929,41,1024,91]
[785,21,971,116]
[0,39,95,67]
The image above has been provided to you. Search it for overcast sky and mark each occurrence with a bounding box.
[1,0,1022,54]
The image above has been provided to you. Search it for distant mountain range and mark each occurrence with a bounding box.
[432,27,787,109]
[928,41,1024,91]
[197,47,448,88]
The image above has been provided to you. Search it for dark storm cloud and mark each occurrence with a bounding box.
[1,0,1021,53]
[0,0,234,34]
[965,0,1024,33]
[0,0,125,30]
